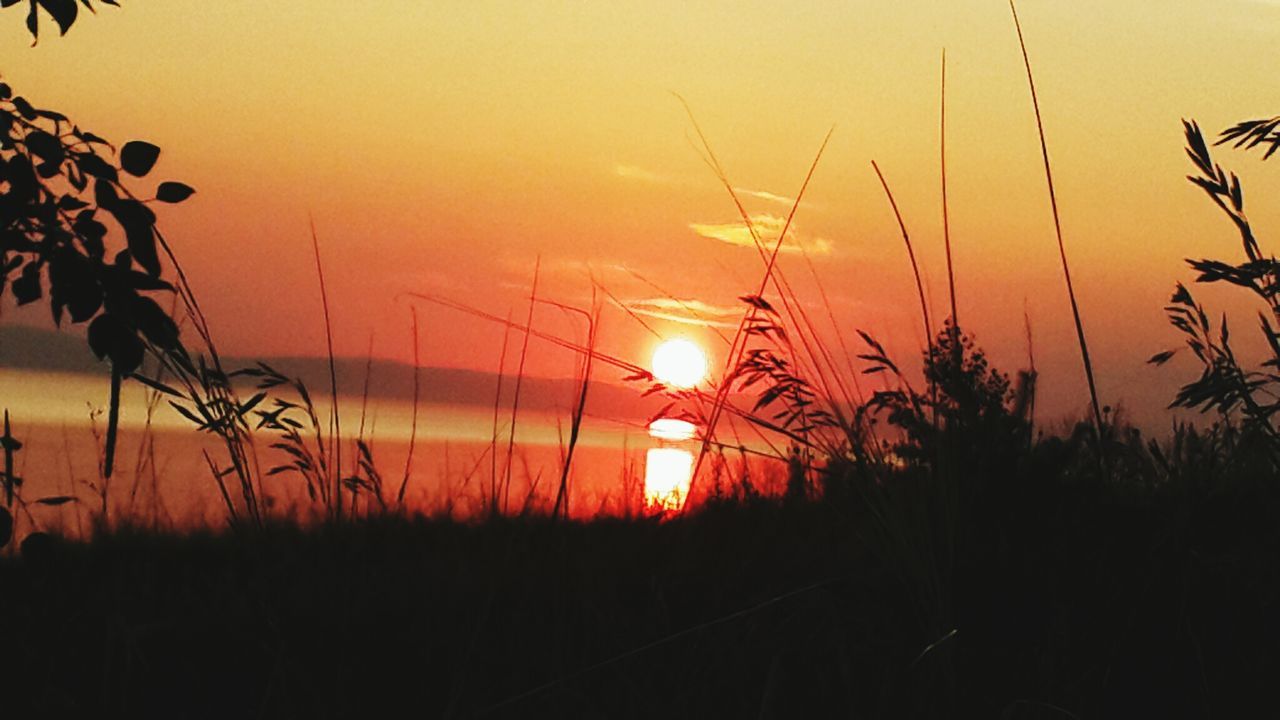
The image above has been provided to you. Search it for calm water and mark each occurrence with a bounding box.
[0,369,784,534]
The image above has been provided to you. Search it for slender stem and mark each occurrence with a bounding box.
[941,48,959,340]
[3,410,14,508]
[490,311,513,517]
[309,218,342,520]
[101,364,122,525]
[872,161,934,351]
[398,307,422,506]
[503,258,540,515]
[1009,0,1106,443]
[681,110,833,507]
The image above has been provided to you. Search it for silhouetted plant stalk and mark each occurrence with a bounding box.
[0,81,273,526]
[871,161,935,363]
[1149,120,1280,458]
[503,257,540,514]
[489,309,514,517]
[397,306,423,507]
[674,99,866,504]
[309,219,343,521]
[406,292,815,451]
[590,274,793,466]
[1009,0,1106,445]
[2,411,16,510]
[348,334,386,514]
[540,295,599,520]
[940,49,959,344]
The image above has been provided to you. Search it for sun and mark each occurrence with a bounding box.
[651,338,708,389]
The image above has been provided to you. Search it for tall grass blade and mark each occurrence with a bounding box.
[309,217,343,520]
[941,49,959,340]
[503,257,540,515]
[397,307,422,507]
[1009,0,1106,443]
[871,161,934,352]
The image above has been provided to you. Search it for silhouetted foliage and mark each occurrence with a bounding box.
[861,321,1034,472]
[0,83,191,372]
[4,0,119,42]
[1150,120,1280,461]
[1220,115,1280,160]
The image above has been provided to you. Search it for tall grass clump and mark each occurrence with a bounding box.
[1009,0,1106,444]
[1148,118,1280,467]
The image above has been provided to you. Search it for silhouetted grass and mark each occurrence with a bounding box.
[4,6,1280,720]
[1,451,1277,718]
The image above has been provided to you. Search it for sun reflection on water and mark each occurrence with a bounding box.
[643,447,693,511]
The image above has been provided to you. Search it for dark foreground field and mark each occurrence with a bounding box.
[3,468,1278,720]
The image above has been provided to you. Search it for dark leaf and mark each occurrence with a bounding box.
[168,401,208,428]
[119,140,160,177]
[130,372,183,398]
[13,262,42,304]
[48,251,101,323]
[36,0,77,35]
[33,495,75,505]
[24,1,37,42]
[75,151,117,181]
[24,129,64,165]
[155,181,194,203]
[129,294,179,349]
[73,210,107,258]
[57,194,88,211]
[11,96,36,120]
[106,199,160,275]
[87,312,144,373]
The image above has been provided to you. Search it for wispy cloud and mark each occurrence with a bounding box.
[613,164,673,185]
[731,187,798,208]
[689,214,833,256]
[616,165,815,212]
[624,297,739,328]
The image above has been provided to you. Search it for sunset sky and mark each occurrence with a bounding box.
[3,0,1279,428]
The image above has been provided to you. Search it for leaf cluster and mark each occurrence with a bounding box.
[3,0,119,42]
[858,321,1029,469]
[1151,120,1280,456]
[238,363,383,511]
[0,82,194,375]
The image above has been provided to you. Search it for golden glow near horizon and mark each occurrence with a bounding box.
[1,1,1279,430]
[651,339,709,389]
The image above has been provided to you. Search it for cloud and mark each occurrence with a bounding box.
[616,166,814,211]
[689,214,833,256]
[614,164,673,185]
[623,297,740,328]
[732,187,798,208]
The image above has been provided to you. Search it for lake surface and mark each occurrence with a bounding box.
[0,369,784,535]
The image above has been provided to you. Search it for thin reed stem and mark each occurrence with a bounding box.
[941,49,959,340]
[490,310,513,517]
[871,161,934,352]
[503,257,540,515]
[675,98,835,504]
[1009,0,1106,442]
[541,296,597,521]
[406,290,819,449]
[102,365,122,491]
[398,306,422,507]
[309,217,343,520]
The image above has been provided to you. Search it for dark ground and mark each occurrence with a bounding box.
[1,477,1277,719]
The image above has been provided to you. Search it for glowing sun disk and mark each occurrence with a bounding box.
[651,339,708,389]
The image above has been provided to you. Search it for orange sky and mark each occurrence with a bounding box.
[2,0,1279,429]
